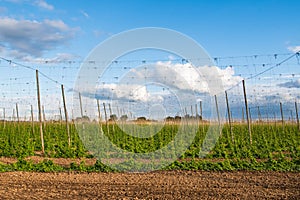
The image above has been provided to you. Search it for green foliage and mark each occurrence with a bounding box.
[0,121,299,171]
[0,122,89,158]
[5,159,64,172]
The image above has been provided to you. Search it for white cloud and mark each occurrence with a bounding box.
[80,10,89,18]
[34,0,54,10]
[95,83,159,103]
[226,81,300,108]
[93,62,243,104]
[3,0,54,10]
[287,45,300,53]
[87,63,243,119]
[0,17,77,58]
[43,19,70,31]
[19,52,81,63]
[277,79,300,88]
[147,62,242,94]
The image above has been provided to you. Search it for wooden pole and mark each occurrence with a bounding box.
[15,103,19,124]
[200,101,203,119]
[61,84,70,147]
[103,103,108,124]
[71,109,74,123]
[96,100,101,122]
[36,70,44,154]
[200,101,204,132]
[195,103,198,119]
[97,99,102,132]
[12,108,15,124]
[225,91,233,142]
[242,80,252,145]
[184,107,188,118]
[103,102,108,134]
[108,103,112,117]
[257,106,262,122]
[214,95,221,136]
[31,105,34,135]
[79,92,83,118]
[116,105,120,119]
[249,108,252,124]
[108,103,115,132]
[295,101,299,131]
[190,105,194,118]
[280,102,284,130]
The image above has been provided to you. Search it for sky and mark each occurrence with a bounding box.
[0,0,300,121]
[0,0,300,60]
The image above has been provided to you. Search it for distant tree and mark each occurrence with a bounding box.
[120,115,128,121]
[82,115,90,121]
[196,114,202,120]
[165,116,174,121]
[109,114,118,121]
[75,115,90,122]
[174,116,182,121]
[137,116,147,121]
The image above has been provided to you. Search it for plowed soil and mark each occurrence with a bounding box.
[0,171,299,199]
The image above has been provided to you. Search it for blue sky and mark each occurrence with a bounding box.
[1,0,300,59]
[0,0,300,120]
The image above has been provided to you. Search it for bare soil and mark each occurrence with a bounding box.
[0,171,299,199]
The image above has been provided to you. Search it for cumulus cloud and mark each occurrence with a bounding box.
[277,79,300,88]
[287,45,300,53]
[258,91,297,104]
[73,84,147,102]
[3,0,54,10]
[95,83,156,102]
[18,53,80,63]
[79,62,242,119]
[226,81,300,109]
[216,66,243,89]
[92,62,243,104]
[0,17,77,58]
[130,62,242,94]
[34,0,54,10]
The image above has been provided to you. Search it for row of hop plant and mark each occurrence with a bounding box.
[0,121,299,169]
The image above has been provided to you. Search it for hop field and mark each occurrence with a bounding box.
[0,120,299,172]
